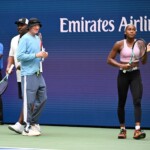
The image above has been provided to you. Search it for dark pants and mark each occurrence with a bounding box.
[117,70,143,124]
[18,82,22,99]
[0,70,3,122]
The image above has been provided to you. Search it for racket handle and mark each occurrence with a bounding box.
[40,62,43,72]
[8,64,15,74]
[41,47,45,61]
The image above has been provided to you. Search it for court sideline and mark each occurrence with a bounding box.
[0,125,149,150]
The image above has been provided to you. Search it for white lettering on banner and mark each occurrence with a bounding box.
[60,18,68,32]
[119,16,150,32]
[60,17,115,33]
[60,16,150,33]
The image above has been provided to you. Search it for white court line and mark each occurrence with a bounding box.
[0,147,62,150]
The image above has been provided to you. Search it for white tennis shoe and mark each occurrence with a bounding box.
[8,122,24,134]
[31,124,41,132]
[22,128,41,136]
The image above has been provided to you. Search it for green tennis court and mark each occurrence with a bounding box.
[0,125,149,150]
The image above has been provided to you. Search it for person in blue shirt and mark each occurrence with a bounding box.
[17,18,48,136]
[0,43,3,124]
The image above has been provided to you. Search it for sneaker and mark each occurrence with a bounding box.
[118,129,126,139]
[22,128,41,136]
[133,129,146,139]
[31,124,41,132]
[8,122,24,134]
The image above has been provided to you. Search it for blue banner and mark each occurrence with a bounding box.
[0,0,150,128]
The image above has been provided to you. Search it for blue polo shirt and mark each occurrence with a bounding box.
[0,43,3,70]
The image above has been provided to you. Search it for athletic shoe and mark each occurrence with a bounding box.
[31,124,41,132]
[133,129,146,139]
[8,122,24,134]
[118,129,126,139]
[22,128,41,136]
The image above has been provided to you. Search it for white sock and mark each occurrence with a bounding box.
[135,125,140,130]
[121,127,126,130]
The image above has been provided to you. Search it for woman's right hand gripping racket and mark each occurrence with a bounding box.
[147,43,150,52]
[0,64,14,95]
[123,38,147,73]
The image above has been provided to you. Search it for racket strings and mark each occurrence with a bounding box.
[137,41,146,57]
[132,40,146,61]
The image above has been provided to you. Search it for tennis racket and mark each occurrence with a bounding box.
[0,64,14,95]
[38,32,45,72]
[123,38,147,73]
